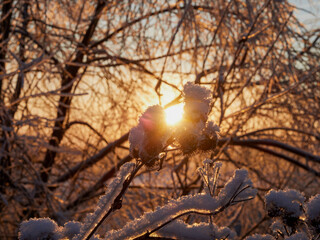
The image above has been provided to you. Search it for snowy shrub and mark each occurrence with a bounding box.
[19,160,257,240]
[103,159,256,239]
[263,190,320,239]
[265,189,305,228]
[18,82,319,240]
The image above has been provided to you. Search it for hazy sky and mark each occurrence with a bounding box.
[289,0,320,30]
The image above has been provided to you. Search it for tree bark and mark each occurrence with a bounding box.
[40,0,107,182]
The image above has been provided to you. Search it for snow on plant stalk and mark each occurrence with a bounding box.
[75,162,135,240]
[103,163,256,240]
[218,169,257,206]
[104,193,221,239]
[198,159,222,196]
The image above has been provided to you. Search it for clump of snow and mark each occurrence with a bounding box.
[265,189,304,227]
[284,232,308,240]
[19,218,62,240]
[306,193,320,234]
[129,105,168,164]
[156,220,236,240]
[205,121,220,135]
[138,105,166,131]
[183,82,211,101]
[218,169,257,206]
[306,193,320,221]
[175,83,219,154]
[104,194,220,239]
[245,234,275,240]
[183,82,211,124]
[62,221,81,239]
[129,83,219,156]
[75,162,135,240]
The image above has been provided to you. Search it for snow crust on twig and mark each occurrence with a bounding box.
[75,162,135,240]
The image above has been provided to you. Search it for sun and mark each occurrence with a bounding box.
[165,104,184,125]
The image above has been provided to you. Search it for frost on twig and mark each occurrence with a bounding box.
[198,159,222,196]
[75,162,135,240]
[104,163,256,240]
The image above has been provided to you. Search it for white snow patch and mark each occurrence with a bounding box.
[306,193,320,221]
[19,218,62,240]
[156,220,236,240]
[218,169,257,205]
[265,189,305,218]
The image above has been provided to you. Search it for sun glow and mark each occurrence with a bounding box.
[165,104,184,125]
